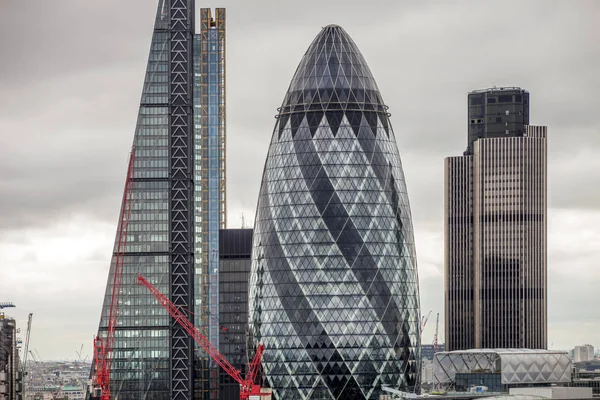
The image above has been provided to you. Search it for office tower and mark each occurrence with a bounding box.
[445,87,547,351]
[248,25,421,399]
[0,316,23,399]
[574,345,595,363]
[218,229,253,400]
[95,3,226,399]
[421,344,446,361]
[195,8,227,400]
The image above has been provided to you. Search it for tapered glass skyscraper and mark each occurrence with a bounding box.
[95,2,226,399]
[249,25,421,399]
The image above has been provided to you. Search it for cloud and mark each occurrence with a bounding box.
[0,0,598,359]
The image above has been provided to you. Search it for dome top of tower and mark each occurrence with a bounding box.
[281,24,385,111]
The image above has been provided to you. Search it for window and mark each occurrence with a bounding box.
[499,95,512,102]
[487,97,496,104]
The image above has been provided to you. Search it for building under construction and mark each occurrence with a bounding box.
[93,1,227,399]
[0,314,23,399]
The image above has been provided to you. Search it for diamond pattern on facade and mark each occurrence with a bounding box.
[433,349,572,386]
[249,25,421,400]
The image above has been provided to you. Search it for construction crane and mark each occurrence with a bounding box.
[91,148,136,400]
[0,302,15,309]
[137,274,268,400]
[29,350,38,364]
[34,348,43,363]
[52,383,64,400]
[76,344,84,363]
[420,310,432,334]
[22,313,33,374]
[433,312,440,354]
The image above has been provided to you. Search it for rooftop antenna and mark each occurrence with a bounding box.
[241,213,246,229]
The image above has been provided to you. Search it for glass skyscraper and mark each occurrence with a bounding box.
[248,25,421,400]
[95,2,226,399]
[218,228,253,400]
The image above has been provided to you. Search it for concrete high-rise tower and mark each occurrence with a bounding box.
[94,2,226,399]
[444,87,547,351]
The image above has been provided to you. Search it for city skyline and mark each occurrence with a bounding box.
[0,0,598,362]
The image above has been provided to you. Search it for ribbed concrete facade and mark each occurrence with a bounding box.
[444,156,474,350]
[445,116,547,350]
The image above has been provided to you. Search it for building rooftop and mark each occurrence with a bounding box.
[469,86,528,94]
[439,349,568,355]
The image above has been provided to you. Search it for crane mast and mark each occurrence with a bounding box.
[137,274,269,399]
[91,148,136,400]
[22,313,33,373]
[433,312,440,354]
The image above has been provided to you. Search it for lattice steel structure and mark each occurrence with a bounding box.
[95,1,225,399]
[249,25,421,400]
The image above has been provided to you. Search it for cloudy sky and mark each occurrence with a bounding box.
[0,0,598,361]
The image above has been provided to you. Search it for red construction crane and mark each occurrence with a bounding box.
[433,312,440,354]
[136,274,268,400]
[52,383,64,400]
[91,148,136,400]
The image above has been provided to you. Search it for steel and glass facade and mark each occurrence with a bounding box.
[249,25,421,400]
[444,87,547,351]
[218,229,253,400]
[195,8,227,400]
[433,349,571,387]
[96,3,226,400]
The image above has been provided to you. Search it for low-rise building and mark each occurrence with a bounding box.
[433,349,600,397]
[433,349,572,392]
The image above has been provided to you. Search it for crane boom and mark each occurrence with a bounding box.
[0,302,15,309]
[22,313,33,373]
[420,310,432,334]
[136,274,267,399]
[92,147,136,400]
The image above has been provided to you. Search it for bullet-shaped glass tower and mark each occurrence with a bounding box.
[249,25,421,400]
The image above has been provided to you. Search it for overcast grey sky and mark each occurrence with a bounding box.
[0,0,598,360]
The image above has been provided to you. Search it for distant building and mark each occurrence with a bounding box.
[218,229,253,400]
[422,344,446,361]
[0,315,23,399]
[574,344,595,362]
[445,87,547,350]
[422,360,434,384]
